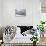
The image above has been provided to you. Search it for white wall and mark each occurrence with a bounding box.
[32,0,41,27]
[2,0,41,26]
[0,0,3,26]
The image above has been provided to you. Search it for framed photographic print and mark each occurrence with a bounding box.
[15,9,26,16]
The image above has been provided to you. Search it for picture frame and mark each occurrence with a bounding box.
[15,9,26,16]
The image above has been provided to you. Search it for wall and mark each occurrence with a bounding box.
[2,0,41,27]
[32,0,41,27]
[0,0,3,26]
[0,0,4,38]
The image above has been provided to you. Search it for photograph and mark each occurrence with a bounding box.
[15,9,26,16]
